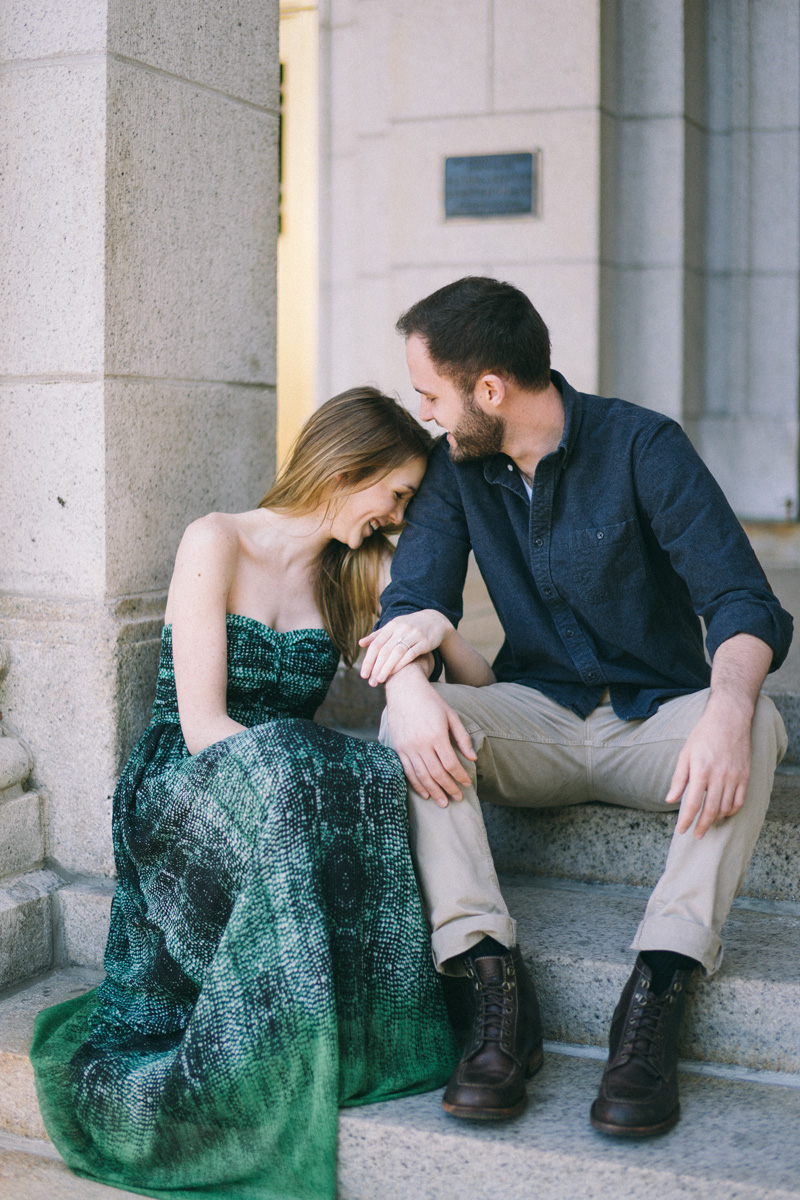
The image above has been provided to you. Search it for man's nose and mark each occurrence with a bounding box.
[419,397,434,422]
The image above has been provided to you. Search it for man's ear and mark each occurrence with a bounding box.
[476,372,506,410]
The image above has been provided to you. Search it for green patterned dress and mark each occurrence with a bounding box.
[31,615,457,1200]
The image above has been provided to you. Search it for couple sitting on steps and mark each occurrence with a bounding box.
[32,277,791,1200]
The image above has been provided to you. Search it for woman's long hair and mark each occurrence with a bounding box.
[259,387,435,665]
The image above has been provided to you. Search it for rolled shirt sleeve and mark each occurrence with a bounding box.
[633,419,793,672]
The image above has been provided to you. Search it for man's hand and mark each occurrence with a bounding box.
[665,702,753,837]
[385,661,476,806]
[360,610,454,687]
[665,632,773,838]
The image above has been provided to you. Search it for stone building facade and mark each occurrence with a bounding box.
[0,0,279,973]
[318,0,800,522]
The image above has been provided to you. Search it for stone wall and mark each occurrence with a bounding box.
[0,0,279,877]
[320,0,603,405]
[321,0,800,522]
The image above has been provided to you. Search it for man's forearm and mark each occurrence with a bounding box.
[707,632,773,719]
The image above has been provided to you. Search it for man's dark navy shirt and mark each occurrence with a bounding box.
[378,372,793,721]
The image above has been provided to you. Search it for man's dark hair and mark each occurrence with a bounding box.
[396,276,551,394]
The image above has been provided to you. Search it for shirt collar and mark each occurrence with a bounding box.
[482,369,582,487]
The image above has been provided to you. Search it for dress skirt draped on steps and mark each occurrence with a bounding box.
[31,615,457,1200]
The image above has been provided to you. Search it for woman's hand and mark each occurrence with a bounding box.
[359,610,454,686]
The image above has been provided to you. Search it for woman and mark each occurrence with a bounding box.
[30,388,491,1200]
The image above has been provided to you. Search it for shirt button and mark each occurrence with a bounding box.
[534,537,543,548]
[543,586,552,596]
[507,464,514,472]
[566,629,574,638]
[587,670,598,681]
[596,531,604,540]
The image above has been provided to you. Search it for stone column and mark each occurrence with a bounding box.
[599,0,705,427]
[0,0,278,909]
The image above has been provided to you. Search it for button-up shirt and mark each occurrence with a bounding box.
[378,372,793,721]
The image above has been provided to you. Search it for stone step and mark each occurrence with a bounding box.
[0,733,46,884]
[764,689,800,764]
[2,879,798,1139]
[508,877,800,1074]
[315,705,800,905]
[0,735,32,797]
[0,870,64,994]
[338,1050,800,1200]
[0,1132,142,1200]
[0,789,45,880]
[0,968,102,1139]
[54,879,115,970]
[2,914,800,1199]
[10,878,797,1077]
[486,769,800,903]
[2,1058,798,1200]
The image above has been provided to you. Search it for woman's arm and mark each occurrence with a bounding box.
[359,610,495,688]
[439,625,496,686]
[168,515,247,754]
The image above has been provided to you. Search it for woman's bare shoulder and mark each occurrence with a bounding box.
[170,513,250,598]
[177,512,245,557]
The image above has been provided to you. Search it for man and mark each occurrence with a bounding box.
[362,277,791,1137]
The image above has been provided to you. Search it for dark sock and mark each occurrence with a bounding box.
[641,949,699,994]
[466,936,510,960]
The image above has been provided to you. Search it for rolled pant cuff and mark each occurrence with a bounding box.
[431,914,518,977]
[632,913,723,978]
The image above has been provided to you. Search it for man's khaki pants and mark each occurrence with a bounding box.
[380,683,787,978]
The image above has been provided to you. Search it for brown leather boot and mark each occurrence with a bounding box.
[590,954,692,1138]
[442,946,543,1119]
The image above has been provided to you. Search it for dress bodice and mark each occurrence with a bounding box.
[150,613,340,728]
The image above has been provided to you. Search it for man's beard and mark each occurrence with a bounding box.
[448,391,506,462]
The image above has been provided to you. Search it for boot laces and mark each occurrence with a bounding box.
[621,987,671,1061]
[469,967,515,1049]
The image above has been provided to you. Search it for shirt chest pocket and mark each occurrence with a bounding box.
[569,519,647,603]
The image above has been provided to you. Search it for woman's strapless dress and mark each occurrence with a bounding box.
[31,615,457,1200]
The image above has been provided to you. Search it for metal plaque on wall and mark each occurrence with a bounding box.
[444,151,541,219]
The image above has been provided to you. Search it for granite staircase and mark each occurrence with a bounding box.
[3,647,800,1195]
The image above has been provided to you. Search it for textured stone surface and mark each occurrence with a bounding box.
[0,738,30,793]
[388,0,491,121]
[0,792,44,880]
[339,1052,800,1200]
[0,0,106,60]
[0,968,101,1139]
[0,382,105,596]
[104,379,276,595]
[0,62,106,378]
[0,596,152,877]
[492,0,599,112]
[108,0,279,110]
[766,693,800,764]
[0,871,62,993]
[56,880,115,969]
[0,1141,143,1200]
[105,59,278,384]
[505,878,800,1073]
[1,0,280,905]
[486,772,800,903]
[3,1055,800,1199]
